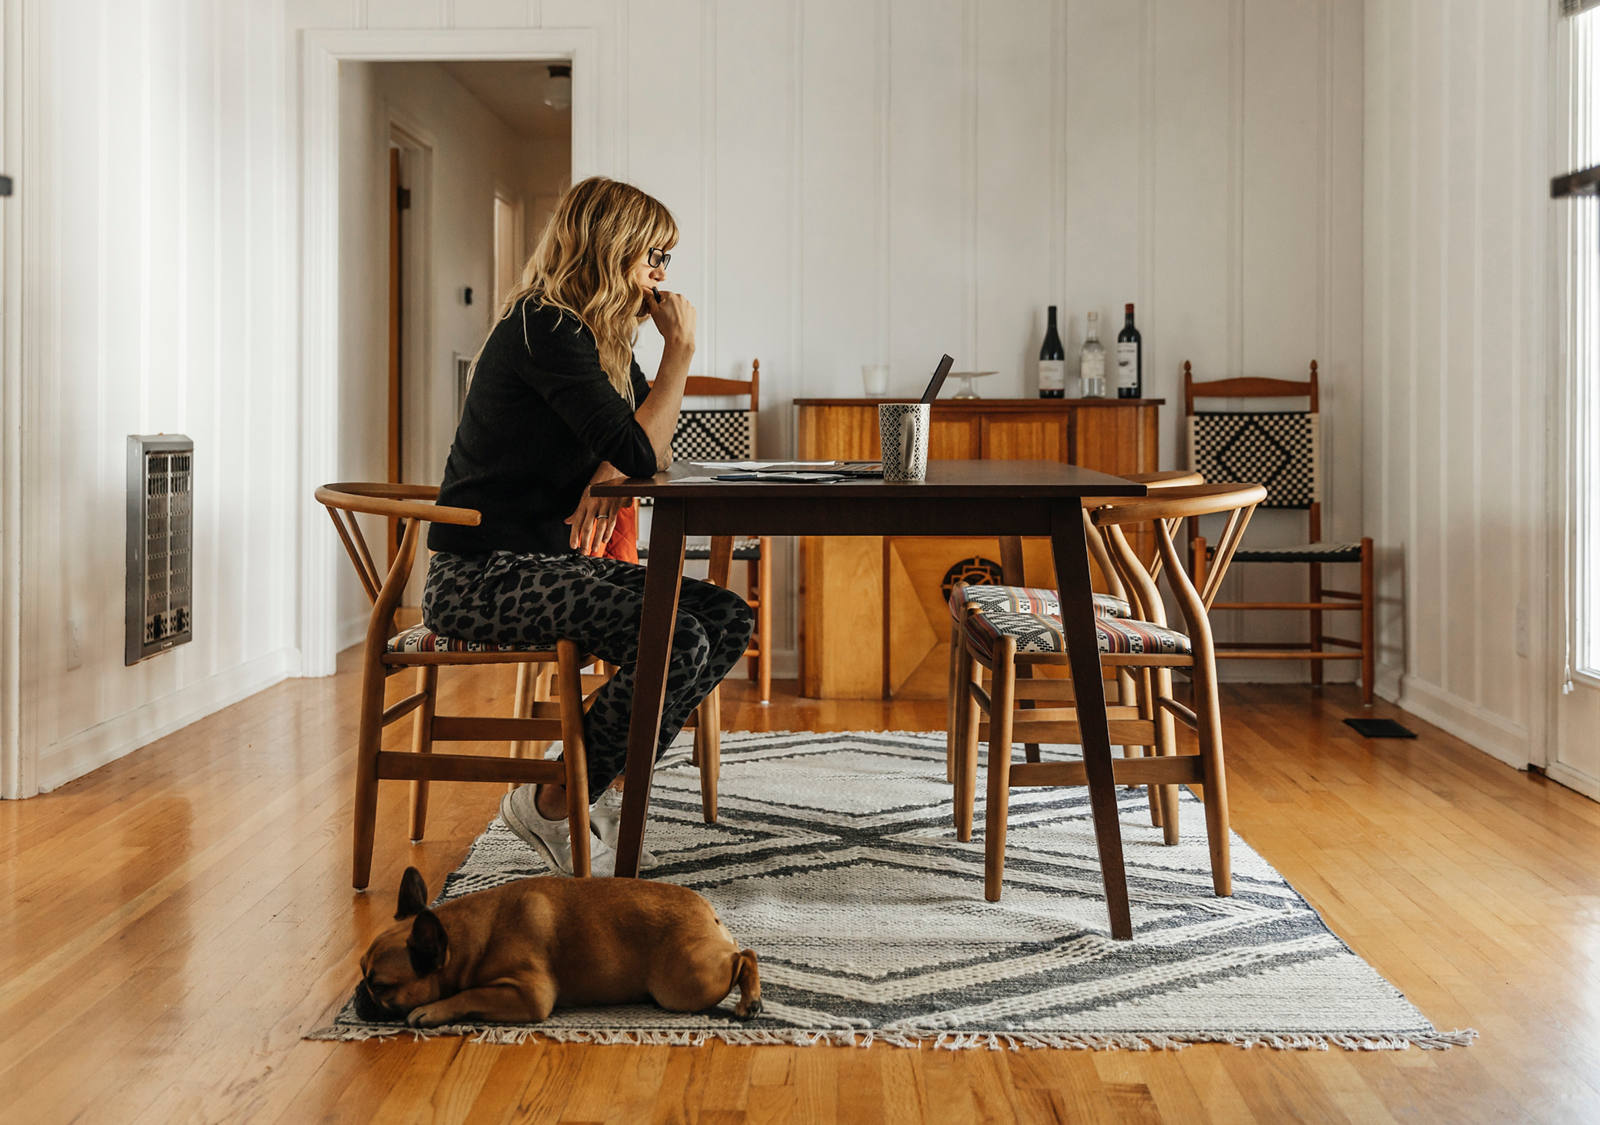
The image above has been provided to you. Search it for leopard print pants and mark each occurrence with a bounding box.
[422,550,754,803]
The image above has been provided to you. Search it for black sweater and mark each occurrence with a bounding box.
[428,298,656,557]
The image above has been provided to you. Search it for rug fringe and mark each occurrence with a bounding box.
[303,1023,1477,1051]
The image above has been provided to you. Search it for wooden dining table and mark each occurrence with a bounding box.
[591,459,1148,939]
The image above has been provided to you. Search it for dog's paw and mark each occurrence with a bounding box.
[734,997,763,1020]
[406,1004,447,1029]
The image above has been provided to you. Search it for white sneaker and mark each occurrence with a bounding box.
[500,784,616,877]
[588,787,659,870]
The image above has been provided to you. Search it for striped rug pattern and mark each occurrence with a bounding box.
[311,730,1472,1050]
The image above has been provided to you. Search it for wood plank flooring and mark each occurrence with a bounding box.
[3,653,1598,1123]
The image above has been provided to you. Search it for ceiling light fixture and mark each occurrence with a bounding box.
[542,63,572,111]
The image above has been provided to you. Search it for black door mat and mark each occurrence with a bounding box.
[1344,718,1417,739]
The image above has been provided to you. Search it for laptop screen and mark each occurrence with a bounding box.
[920,354,955,404]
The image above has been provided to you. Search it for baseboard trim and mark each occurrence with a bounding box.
[34,648,299,794]
[1395,675,1529,770]
[1545,761,1600,802]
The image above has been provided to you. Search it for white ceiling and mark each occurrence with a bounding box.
[437,60,572,141]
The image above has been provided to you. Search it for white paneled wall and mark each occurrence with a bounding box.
[1,0,1376,795]
[1363,0,1552,767]
[8,0,295,795]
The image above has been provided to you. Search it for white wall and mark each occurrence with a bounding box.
[298,0,1367,685]
[336,59,568,644]
[3,0,296,796]
[0,0,1377,796]
[1363,0,1553,767]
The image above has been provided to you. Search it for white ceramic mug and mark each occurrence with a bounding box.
[878,402,930,482]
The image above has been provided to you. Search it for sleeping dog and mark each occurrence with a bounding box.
[355,866,762,1028]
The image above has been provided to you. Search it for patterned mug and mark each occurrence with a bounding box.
[878,402,930,482]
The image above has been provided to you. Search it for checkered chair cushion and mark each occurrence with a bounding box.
[638,535,762,562]
[962,609,1192,660]
[1187,411,1319,509]
[672,409,756,461]
[1225,541,1364,564]
[386,623,525,654]
[947,584,1131,623]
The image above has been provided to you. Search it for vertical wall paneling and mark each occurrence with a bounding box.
[1365,0,1553,767]
[6,0,1393,794]
[0,0,22,797]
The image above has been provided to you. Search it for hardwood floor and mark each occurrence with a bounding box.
[3,654,1598,1124]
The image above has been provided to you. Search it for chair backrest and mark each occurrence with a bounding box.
[314,483,480,644]
[1183,360,1320,512]
[1092,483,1267,644]
[669,360,761,462]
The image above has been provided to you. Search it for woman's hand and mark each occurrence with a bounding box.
[565,463,625,554]
[645,288,697,353]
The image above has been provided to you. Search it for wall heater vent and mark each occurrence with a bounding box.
[126,435,194,665]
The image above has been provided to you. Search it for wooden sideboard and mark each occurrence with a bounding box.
[795,397,1163,699]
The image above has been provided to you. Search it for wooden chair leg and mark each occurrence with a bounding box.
[1360,537,1375,706]
[697,686,721,823]
[755,541,772,703]
[556,641,592,878]
[351,659,387,891]
[1153,667,1181,845]
[1309,560,1324,689]
[953,628,979,839]
[984,638,1017,902]
[407,665,438,844]
[1190,650,1231,896]
[946,618,961,783]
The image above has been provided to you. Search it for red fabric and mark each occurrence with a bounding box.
[601,501,639,563]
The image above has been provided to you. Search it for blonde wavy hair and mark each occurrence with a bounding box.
[491,177,678,407]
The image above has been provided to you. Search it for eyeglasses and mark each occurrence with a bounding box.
[646,248,671,269]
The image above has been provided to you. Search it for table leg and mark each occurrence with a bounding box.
[1050,501,1133,940]
[614,499,687,879]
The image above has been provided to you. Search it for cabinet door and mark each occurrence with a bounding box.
[979,415,1068,462]
[1072,405,1158,475]
[930,416,979,460]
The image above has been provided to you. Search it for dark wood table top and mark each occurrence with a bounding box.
[592,458,1149,502]
[792,397,1165,409]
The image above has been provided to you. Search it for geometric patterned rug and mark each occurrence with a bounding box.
[308,730,1475,1051]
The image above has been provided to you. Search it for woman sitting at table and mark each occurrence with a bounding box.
[423,176,753,876]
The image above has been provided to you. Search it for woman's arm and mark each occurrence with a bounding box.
[633,290,697,470]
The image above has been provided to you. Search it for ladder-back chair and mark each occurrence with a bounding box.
[1184,361,1375,703]
[641,359,773,702]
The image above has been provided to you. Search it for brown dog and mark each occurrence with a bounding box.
[355,867,762,1028]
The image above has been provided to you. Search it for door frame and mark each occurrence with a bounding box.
[296,28,608,676]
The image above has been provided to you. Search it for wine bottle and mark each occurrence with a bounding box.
[1038,305,1066,399]
[1080,311,1106,397]
[1116,303,1142,399]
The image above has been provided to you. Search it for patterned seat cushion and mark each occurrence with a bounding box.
[947,584,1130,623]
[386,623,525,654]
[1223,541,1364,564]
[962,609,1191,660]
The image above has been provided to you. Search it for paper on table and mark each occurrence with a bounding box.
[688,460,841,471]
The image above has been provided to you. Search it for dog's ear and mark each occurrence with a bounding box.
[396,866,429,919]
[406,910,449,977]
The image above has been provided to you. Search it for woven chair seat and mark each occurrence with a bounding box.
[962,609,1192,660]
[948,583,1130,624]
[639,536,762,562]
[1214,541,1363,564]
[386,623,527,654]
